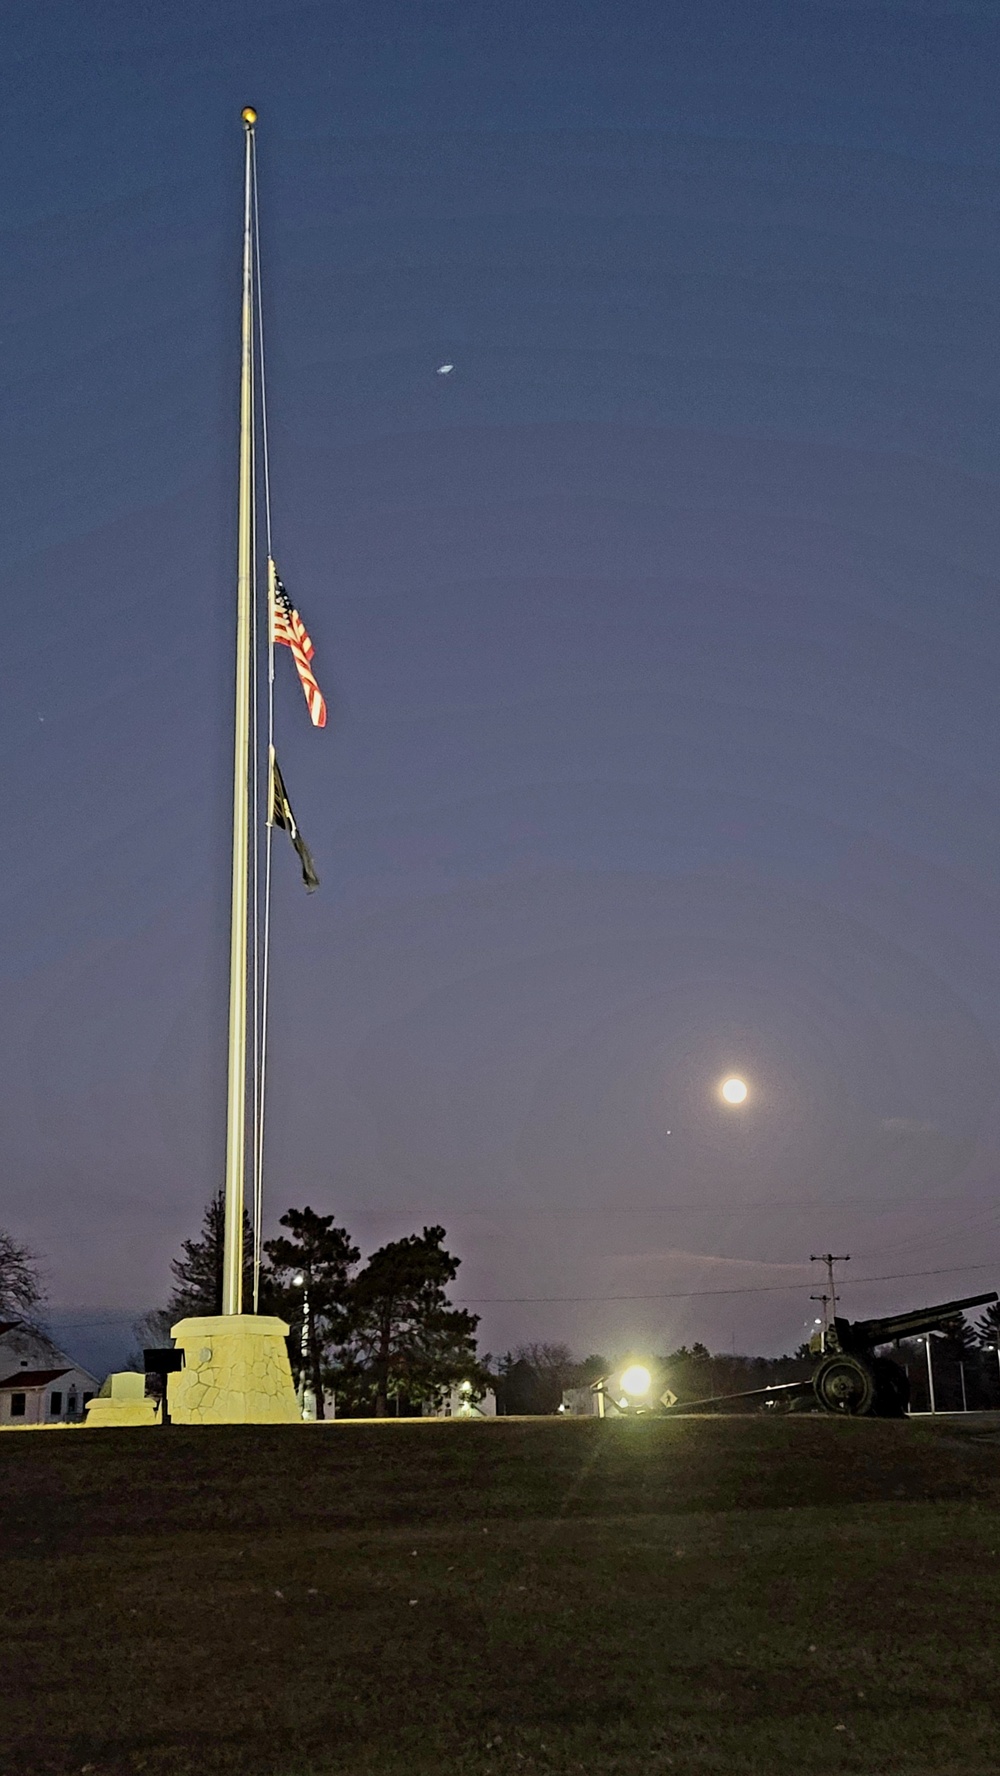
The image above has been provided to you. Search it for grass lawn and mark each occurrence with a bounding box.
[3,1414,1000,1776]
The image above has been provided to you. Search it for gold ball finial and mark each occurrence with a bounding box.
[242,107,258,127]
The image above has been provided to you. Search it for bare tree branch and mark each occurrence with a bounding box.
[0,1228,45,1327]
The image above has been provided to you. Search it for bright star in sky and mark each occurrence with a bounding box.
[721,1076,748,1104]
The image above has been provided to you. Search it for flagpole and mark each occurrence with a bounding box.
[157,110,300,1426]
[222,106,257,1318]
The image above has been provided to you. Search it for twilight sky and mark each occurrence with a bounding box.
[5,0,1000,1370]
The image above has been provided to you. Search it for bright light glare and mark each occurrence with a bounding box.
[721,1076,748,1104]
[620,1364,651,1397]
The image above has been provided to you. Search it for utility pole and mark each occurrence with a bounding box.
[810,1254,850,1326]
[810,1293,830,1350]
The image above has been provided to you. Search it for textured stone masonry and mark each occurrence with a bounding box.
[168,1315,300,1424]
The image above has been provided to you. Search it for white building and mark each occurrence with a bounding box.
[425,1383,497,1418]
[0,1322,99,1427]
[560,1383,601,1416]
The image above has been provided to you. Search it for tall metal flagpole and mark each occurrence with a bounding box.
[149,110,298,1425]
[222,106,258,1317]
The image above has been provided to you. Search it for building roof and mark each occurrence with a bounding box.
[0,1368,72,1390]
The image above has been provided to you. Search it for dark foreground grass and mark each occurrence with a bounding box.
[2,1415,1000,1776]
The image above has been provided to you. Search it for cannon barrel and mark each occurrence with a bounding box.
[839,1290,997,1351]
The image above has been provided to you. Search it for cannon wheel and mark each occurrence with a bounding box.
[813,1353,876,1415]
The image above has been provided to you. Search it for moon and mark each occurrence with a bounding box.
[721,1076,748,1104]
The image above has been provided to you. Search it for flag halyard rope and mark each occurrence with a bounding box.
[248,129,325,1310]
[251,133,276,1312]
[250,255,260,1313]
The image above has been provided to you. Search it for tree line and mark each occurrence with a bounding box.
[136,1196,484,1417]
[5,1217,1000,1415]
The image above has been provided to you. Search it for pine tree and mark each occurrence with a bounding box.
[339,1224,480,1416]
[166,1191,255,1320]
[264,1207,359,1419]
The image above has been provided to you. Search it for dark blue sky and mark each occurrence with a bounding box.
[5,0,1000,1365]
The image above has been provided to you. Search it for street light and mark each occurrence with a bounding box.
[456,1378,475,1416]
[291,1271,317,1422]
[620,1365,652,1399]
[590,1358,673,1417]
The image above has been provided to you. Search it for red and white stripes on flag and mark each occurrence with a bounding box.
[269,560,328,728]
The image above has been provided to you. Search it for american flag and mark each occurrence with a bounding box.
[270,565,327,728]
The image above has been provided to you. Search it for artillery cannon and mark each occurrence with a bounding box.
[808,1290,997,1416]
[661,1289,998,1418]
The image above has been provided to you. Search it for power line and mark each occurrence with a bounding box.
[46,1261,1000,1327]
[857,1204,1000,1264]
[454,1258,1000,1306]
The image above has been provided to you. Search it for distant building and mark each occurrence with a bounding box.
[560,1384,601,1416]
[425,1384,497,1418]
[0,1322,99,1427]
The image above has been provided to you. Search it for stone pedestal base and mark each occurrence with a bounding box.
[86,1398,159,1428]
[167,1315,299,1425]
[86,1370,159,1428]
